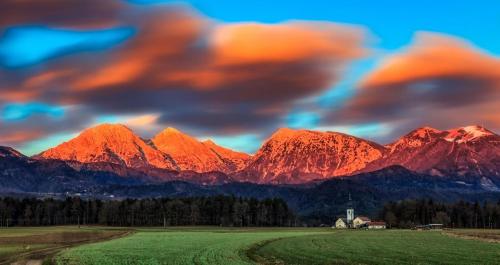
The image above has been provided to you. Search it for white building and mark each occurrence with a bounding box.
[334,193,355,228]
[346,206,354,224]
[353,216,371,228]
[333,193,385,229]
[335,218,348,228]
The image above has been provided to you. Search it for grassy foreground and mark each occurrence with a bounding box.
[253,230,500,265]
[56,228,328,265]
[55,228,500,265]
[0,226,127,264]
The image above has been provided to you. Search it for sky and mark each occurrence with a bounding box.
[0,0,499,155]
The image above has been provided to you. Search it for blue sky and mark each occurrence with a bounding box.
[0,26,134,67]
[159,0,500,54]
[0,1,499,155]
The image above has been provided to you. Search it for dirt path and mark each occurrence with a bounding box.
[0,229,134,265]
[442,230,500,243]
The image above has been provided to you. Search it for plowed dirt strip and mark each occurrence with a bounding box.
[0,227,131,265]
[443,229,500,243]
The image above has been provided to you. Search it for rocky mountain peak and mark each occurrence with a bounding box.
[366,125,499,177]
[388,126,446,153]
[444,125,495,143]
[152,129,250,173]
[39,123,177,170]
[244,128,386,184]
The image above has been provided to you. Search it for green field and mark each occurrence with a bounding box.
[0,226,127,264]
[56,228,327,265]
[253,230,500,265]
[1,227,498,265]
[53,228,500,265]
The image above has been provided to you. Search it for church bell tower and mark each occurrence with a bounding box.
[346,193,354,225]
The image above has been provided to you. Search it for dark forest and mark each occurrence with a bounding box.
[381,199,500,229]
[0,196,297,227]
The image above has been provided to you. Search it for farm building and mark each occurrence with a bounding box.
[366,221,386,229]
[353,216,371,228]
[413,224,443,230]
[335,218,348,228]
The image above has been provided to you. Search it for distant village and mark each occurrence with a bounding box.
[334,194,386,229]
[333,195,445,230]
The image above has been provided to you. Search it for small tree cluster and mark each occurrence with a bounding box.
[381,199,500,228]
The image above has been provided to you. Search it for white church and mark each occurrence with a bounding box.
[334,194,386,229]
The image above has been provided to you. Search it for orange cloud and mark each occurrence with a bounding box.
[24,70,75,89]
[70,16,366,93]
[167,21,366,90]
[0,70,75,102]
[211,22,365,65]
[56,9,367,132]
[0,90,38,102]
[125,114,160,127]
[73,59,148,91]
[71,9,206,91]
[0,130,44,145]
[360,33,500,88]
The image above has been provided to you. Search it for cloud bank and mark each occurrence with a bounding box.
[0,3,366,149]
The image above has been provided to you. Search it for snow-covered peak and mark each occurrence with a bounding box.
[462,125,493,136]
[444,125,494,143]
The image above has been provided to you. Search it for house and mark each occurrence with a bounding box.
[367,221,386,229]
[353,216,371,228]
[335,218,348,228]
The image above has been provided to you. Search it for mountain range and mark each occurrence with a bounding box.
[362,125,500,178]
[38,124,249,179]
[30,123,500,185]
[1,124,499,218]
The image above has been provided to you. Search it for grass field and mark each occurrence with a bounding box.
[0,226,128,265]
[53,228,500,265]
[253,230,500,265]
[55,228,328,265]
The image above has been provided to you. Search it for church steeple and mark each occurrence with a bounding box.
[346,192,354,225]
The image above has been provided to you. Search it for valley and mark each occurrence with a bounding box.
[1,227,498,265]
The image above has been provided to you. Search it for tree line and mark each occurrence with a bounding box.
[0,196,297,227]
[381,199,500,228]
